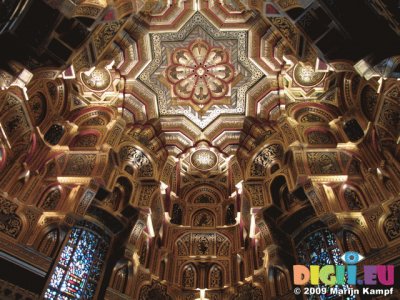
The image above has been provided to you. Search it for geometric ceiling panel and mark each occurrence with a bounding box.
[139,12,264,130]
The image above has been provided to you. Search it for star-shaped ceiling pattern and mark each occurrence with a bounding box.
[139,12,264,130]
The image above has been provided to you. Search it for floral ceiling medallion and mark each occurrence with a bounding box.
[81,67,111,91]
[190,149,218,171]
[166,39,234,112]
[139,12,263,129]
[293,63,325,87]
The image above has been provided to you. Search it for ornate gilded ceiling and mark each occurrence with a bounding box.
[1,1,400,300]
[44,1,346,157]
[139,12,263,130]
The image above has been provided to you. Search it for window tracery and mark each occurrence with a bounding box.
[343,187,364,210]
[182,264,196,288]
[343,230,365,254]
[44,221,110,299]
[296,228,349,300]
[209,264,223,288]
[38,229,59,257]
[296,228,341,266]
[41,187,62,210]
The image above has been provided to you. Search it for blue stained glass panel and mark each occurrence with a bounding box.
[296,228,354,300]
[59,245,73,267]
[44,222,109,299]
[83,281,96,299]
[69,228,81,245]
[49,267,66,289]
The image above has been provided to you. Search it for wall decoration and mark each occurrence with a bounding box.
[0,196,22,238]
[343,187,364,210]
[250,144,283,176]
[138,280,172,300]
[81,67,112,91]
[192,209,215,227]
[307,152,341,175]
[41,187,62,210]
[384,201,400,241]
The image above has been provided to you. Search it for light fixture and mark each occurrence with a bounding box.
[235,180,243,194]
[160,181,168,194]
[195,288,208,300]
[249,213,256,238]
[235,212,241,224]
[147,214,155,237]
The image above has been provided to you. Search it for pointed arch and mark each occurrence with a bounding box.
[343,230,366,255]
[181,263,197,289]
[37,228,60,257]
[112,262,130,293]
[268,266,291,297]
[208,264,223,288]
[40,185,63,211]
[340,185,365,211]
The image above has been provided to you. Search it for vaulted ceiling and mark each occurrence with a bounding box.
[0,1,400,300]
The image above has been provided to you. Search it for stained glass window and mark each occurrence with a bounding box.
[297,229,341,267]
[44,221,110,299]
[296,228,353,300]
